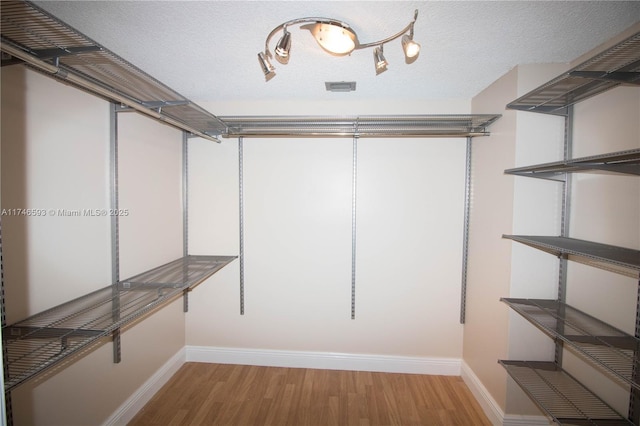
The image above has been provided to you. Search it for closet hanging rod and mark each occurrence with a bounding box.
[219,114,501,138]
[1,42,221,143]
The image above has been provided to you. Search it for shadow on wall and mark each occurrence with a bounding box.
[1,64,32,421]
[1,64,30,324]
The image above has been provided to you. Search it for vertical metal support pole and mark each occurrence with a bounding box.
[555,105,573,367]
[183,132,189,259]
[630,278,640,424]
[110,103,122,364]
[460,137,472,324]
[1,220,13,426]
[351,135,358,320]
[239,137,245,315]
[182,132,190,313]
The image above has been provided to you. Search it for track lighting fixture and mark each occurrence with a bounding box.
[274,29,292,64]
[258,9,420,81]
[402,34,421,61]
[258,52,276,81]
[373,46,388,75]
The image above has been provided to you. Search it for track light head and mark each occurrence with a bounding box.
[402,34,421,61]
[257,52,276,81]
[274,30,292,64]
[373,46,388,75]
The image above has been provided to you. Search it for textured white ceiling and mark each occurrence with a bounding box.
[34,1,640,104]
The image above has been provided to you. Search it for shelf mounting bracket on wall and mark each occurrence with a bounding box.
[351,128,359,320]
[459,137,472,324]
[239,137,246,316]
[110,102,122,364]
[182,131,190,313]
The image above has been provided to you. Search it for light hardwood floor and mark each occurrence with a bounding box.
[128,362,492,425]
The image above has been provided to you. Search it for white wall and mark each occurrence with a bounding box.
[1,66,186,425]
[185,99,471,364]
[465,62,568,421]
[465,65,518,420]
[1,65,112,324]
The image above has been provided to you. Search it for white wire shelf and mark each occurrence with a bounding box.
[500,360,633,425]
[502,298,640,390]
[0,0,226,142]
[504,148,640,180]
[506,30,640,115]
[503,235,640,277]
[2,255,236,392]
[219,115,501,138]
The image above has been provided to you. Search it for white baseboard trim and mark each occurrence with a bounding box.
[460,361,505,426]
[103,347,186,426]
[502,414,552,426]
[460,361,551,426]
[186,345,461,376]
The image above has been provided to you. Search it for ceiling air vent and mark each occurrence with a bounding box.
[325,81,356,92]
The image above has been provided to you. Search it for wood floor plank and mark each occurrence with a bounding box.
[128,363,492,426]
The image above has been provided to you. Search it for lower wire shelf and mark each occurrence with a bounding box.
[500,360,633,425]
[501,298,640,390]
[2,255,236,392]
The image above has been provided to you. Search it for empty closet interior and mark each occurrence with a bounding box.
[1,1,639,425]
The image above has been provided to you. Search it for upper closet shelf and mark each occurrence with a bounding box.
[507,30,640,115]
[503,235,640,277]
[219,115,502,138]
[2,255,236,392]
[505,148,640,180]
[0,0,227,142]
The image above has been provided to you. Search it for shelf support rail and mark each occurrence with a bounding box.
[351,129,359,320]
[554,106,573,367]
[182,131,190,312]
[632,276,640,424]
[110,102,122,364]
[1,220,13,426]
[239,137,245,315]
[460,137,472,324]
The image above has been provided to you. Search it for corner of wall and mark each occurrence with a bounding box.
[462,65,520,420]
